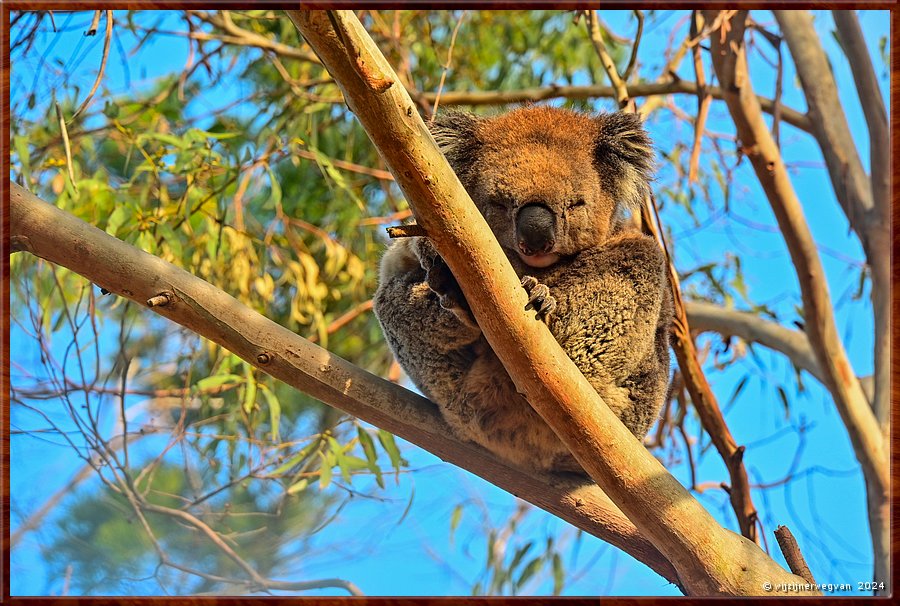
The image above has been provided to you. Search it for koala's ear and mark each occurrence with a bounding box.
[593,112,655,181]
[429,110,483,173]
[593,112,655,214]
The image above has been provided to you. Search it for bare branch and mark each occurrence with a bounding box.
[187,10,322,64]
[622,10,644,82]
[829,9,891,434]
[54,102,78,194]
[586,10,632,111]
[705,7,888,497]
[771,17,889,586]
[685,302,820,384]
[71,10,113,120]
[421,81,811,133]
[9,181,678,587]
[773,12,874,243]
[830,11,889,226]
[385,224,427,239]
[774,526,816,585]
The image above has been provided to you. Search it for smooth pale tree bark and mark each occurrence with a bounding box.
[8,181,678,587]
[286,10,817,596]
[774,11,891,438]
[704,10,889,595]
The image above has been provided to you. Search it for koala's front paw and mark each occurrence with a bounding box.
[425,255,479,330]
[521,276,556,321]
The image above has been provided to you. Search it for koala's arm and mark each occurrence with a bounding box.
[373,237,483,404]
[548,233,672,436]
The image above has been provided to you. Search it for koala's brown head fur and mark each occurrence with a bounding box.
[431,106,654,268]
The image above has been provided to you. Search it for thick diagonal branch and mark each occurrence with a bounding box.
[704,8,887,495]
[8,180,678,587]
[287,9,815,596]
[770,11,890,594]
[774,11,891,434]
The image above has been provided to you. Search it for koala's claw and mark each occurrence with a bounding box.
[521,276,556,320]
[426,257,479,331]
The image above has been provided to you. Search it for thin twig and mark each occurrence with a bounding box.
[774,526,816,585]
[71,10,113,120]
[386,224,427,238]
[688,12,711,184]
[586,11,631,110]
[430,11,467,119]
[622,10,644,82]
[308,300,374,344]
[55,102,78,194]
[86,10,101,36]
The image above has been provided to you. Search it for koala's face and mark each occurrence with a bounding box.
[431,107,654,268]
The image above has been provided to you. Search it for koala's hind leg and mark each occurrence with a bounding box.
[445,351,581,474]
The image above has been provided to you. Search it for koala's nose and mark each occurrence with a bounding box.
[516,204,556,256]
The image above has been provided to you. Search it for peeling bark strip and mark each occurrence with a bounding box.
[8,181,677,587]
[288,10,817,596]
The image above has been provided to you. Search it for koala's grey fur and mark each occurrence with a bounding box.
[373,106,673,473]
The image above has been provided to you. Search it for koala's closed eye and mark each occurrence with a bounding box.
[568,198,587,210]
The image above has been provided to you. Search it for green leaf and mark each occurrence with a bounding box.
[318,451,332,490]
[241,368,257,414]
[102,100,120,119]
[377,429,405,483]
[449,504,463,543]
[341,455,371,470]
[265,164,283,209]
[725,376,749,411]
[271,437,322,476]
[286,478,308,495]
[516,556,543,589]
[552,552,564,595]
[104,204,130,237]
[776,386,791,419]
[509,541,534,572]
[194,374,242,392]
[396,483,415,525]
[13,135,31,181]
[357,426,384,488]
[156,222,183,260]
[327,436,352,483]
[259,384,281,441]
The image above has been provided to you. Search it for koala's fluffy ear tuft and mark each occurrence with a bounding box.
[593,111,655,181]
[593,112,655,214]
[429,110,483,175]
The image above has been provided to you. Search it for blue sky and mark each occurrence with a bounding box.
[9,9,890,596]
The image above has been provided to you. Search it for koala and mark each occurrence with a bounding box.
[373,106,672,474]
